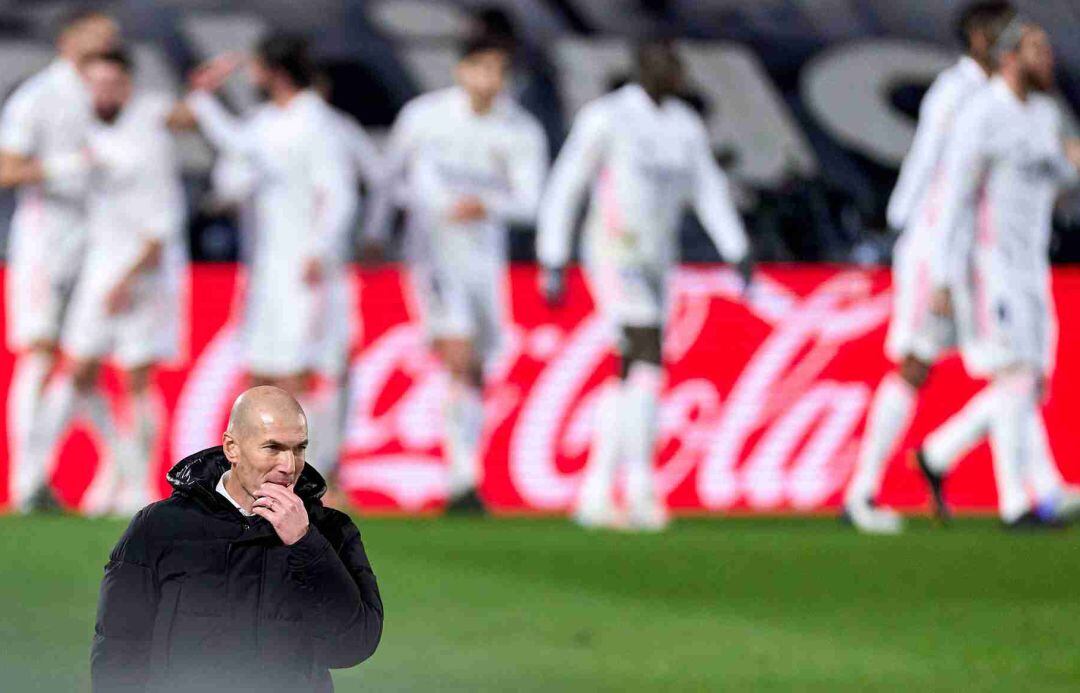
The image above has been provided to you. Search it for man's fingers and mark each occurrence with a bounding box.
[258,483,303,509]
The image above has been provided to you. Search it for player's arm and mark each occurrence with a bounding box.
[286,513,383,668]
[307,121,359,283]
[337,113,384,190]
[477,118,549,225]
[90,509,161,692]
[361,104,416,251]
[535,103,609,303]
[0,87,90,190]
[690,120,752,289]
[886,77,957,231]
[926,105,989,313]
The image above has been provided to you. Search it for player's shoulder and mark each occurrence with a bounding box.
[401,87,455,119]
[495,96,544,134]
[2,63,56,111]
[128,92,175,123]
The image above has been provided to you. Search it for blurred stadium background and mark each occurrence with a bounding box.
[2,1,1080,690]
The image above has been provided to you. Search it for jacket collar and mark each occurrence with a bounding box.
[166,446,328,512]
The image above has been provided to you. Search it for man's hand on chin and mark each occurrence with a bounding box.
[251,482,310,545]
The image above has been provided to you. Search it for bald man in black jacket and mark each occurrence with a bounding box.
[91,386,383,692]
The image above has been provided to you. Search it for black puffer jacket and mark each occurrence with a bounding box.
[91,446,383,692]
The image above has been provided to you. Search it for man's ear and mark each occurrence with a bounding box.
[222,431,239,463]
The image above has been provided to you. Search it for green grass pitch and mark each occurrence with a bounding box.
[1,515,1078,691]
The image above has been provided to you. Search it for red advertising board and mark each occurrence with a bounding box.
[2,264,1078,515]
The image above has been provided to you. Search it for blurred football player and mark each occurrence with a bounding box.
[537,40,752,531]
[842,1,1015,534]
[916,20,1080,528]
[365,35,548,512]
[0,9,120,511]
[184,34,358,490]
[29,49,187,515]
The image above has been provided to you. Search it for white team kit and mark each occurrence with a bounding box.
[189,90,358,377]
[539,84,748,328]
[884,57,987,364]
[0,59,93,349]
[373,86,547,359]
[918,77,1079,523]
[63,94,187,367]
[538,84,749,529]
[935,79,1074,378]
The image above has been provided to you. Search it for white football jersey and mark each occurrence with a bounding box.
[188,90,358,274]
[537,83,748,271]
[0,59,93,271]
[888,56,987,237]
[933,77,1078,290]
[84,94,186,287]
[367,86,548,266]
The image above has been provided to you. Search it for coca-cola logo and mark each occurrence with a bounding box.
[170,266,891,513]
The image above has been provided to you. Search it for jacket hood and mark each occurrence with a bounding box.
[166,446,327,507]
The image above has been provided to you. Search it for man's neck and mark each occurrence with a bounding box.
[468,93,494,115]
[1002,69,1029,102]
[271,86,302,109]
[970,53,993,77]
[223,469,254,513]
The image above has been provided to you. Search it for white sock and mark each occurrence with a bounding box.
[80,390,140,513]
[844,372,916,506]
[1026,410,1063,505]
[445,379,484,498]
[987,372,1037,523]
[922,385,997,475]
[16,373,76,508]
[574,380,622,519]
[301,379,344,479]
[621,363,663,519]
[130,386,164,500]
[8,352,53,507]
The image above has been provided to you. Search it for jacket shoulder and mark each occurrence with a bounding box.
[309,505,362,550]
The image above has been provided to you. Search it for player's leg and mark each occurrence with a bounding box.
[116,363,161,511]
[9,343,59,512]
[618,325,667,531]
[842,356,924,534]
[436,337,485,511]
[573,377,623,528]
[987,367,1038,526]
[843,250,930,533]
[68,357,132,516]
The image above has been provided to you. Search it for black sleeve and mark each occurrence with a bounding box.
[90,508,161,692]
[287,512,383,669]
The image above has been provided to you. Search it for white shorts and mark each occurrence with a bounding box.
[884,243,956,364]
[955,261,1052,378]
[584,254,668,330]
[5,205,84,351]
[243,265,355,378]
[62,270,181,369]
[410,258,507,361]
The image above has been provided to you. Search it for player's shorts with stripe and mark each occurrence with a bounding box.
[409,255,507,362]
[62,268,182,369]
[5,202,84,351]
[884,240,956,364]
[243,264,355,378]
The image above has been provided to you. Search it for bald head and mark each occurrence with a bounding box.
[227,386,306,440]
[222,386,309,494]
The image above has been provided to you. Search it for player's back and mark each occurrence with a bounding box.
[889,56,987,245]
[245,91,345,267]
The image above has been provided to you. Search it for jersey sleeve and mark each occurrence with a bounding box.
[337,113,384,189]
[689,118,749,263]
[886,73,961,231]
[186,90,253,155]
[0,81,38,156]
[362,101,418,243]
[479,115,548,226]
[927,102,990,289]
[536,102,610,269]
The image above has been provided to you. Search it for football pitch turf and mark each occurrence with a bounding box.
[1,515,1078,692]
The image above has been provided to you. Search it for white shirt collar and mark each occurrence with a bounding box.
[216,470,254,516]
